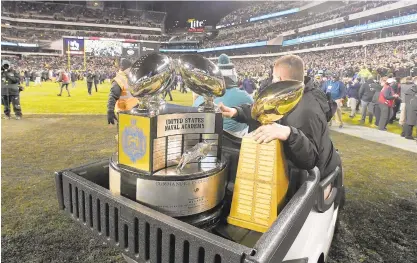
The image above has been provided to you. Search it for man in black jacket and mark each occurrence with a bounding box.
[358,76,378,124]
[1,61,23,120]
[219,55,341,178]
[86,70,94,95]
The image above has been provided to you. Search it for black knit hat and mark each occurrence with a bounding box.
[120,58,132,71]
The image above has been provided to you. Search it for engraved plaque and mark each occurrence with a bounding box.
[228,137,289,233]
[157,113,215,138]
[153,137,166,171]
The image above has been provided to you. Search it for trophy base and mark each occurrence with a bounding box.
[109,153,228,218]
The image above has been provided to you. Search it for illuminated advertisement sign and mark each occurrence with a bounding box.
[249,8,300,22]
[188,18,205,32]
[283,13,417,46]
[63,38,85,55]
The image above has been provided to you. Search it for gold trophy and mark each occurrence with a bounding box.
[178,54,225,112]
[227,80,305,233]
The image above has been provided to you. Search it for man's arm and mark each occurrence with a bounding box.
[233,104,252,124]
[107,81,121,112]
[339,82,347,99]
[283,127,319,170]
[358,83,365,100]
[107,81,121,124]
[384,87,395,100]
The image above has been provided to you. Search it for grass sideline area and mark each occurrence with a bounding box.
[4,80,193,114]
[1,115,416,262]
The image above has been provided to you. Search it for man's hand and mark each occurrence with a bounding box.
[107,110,117,125]
[218,102,237,118]
[252,123,291,143]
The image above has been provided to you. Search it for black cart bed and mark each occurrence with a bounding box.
[55,159,322,263]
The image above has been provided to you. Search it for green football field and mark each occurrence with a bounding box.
[13,80,193,114]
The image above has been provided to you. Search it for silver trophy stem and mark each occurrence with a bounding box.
[199,96,216,113]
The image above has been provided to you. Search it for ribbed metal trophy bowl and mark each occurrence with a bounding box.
[251,80,305,125]
[178,54,226,112]
[127,53,174,116]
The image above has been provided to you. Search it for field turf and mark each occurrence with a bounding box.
[1,80,416,262]
[14,80,193,114]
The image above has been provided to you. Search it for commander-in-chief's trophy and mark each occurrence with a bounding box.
[227,80,305,232]
[109,53,227,229]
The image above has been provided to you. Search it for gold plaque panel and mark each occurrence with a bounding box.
[228,137,289,233]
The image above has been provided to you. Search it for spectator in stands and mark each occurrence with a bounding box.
[322,73,346,128]
[194,54,253,137]
[401,77,417,139]
[378,77,399,131]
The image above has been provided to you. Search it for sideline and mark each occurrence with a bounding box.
[330,123,417,153]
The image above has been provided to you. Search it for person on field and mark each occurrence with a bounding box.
[359,76,378,124]
[57,69,71,97]
[107,59,138,125]
[378,77,399,131]
[322,73,346,128]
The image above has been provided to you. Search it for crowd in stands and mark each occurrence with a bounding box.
[229,40,417,80]
[1,26,166,43]
[1,1,166,27]
[218,1,302,26]
[203,1,400,48]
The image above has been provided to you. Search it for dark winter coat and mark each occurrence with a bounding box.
[405,94,417,126]
[400,83,416,102]
[233,77,341,178]
[404,86,417,126]
[359,80,379,102]
[347,82,360,99]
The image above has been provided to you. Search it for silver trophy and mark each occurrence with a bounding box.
[176,140,216,171]
[178,54,226,112]
[127,53,174,116]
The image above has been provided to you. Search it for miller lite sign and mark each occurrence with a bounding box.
[187,18,205,32]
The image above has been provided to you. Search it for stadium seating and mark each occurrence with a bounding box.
[203,1,399,48]
[1,1,166,27]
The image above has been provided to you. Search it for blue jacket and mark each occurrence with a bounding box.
[347,82,360,99]
[322,80,346,100]
[193,86,254,133]
[242,78,255,94]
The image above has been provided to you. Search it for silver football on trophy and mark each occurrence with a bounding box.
[178,54,226,112]
[128,53,174,98]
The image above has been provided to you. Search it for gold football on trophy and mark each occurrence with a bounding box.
[178,54,226,98]
[251,80,304,125]
[127,53,174,98]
